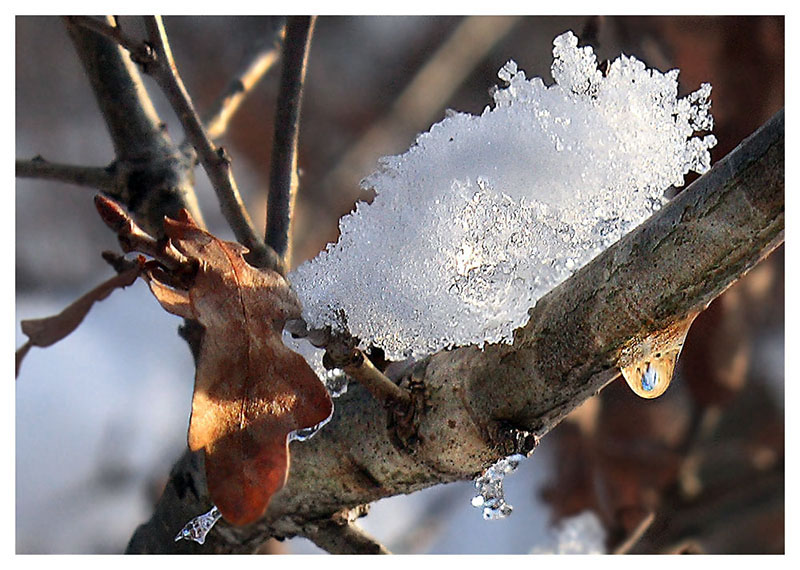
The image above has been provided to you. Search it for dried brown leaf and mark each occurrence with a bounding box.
[139,208,333,526]
[15,262,143,378]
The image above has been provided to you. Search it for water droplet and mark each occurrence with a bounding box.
[175,506,222,545]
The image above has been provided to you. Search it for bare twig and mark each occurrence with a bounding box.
[142,16,281,272]
[612,510,656,554]
[202,37,281,141]
[312,16,520,222]
[342,349,412,408]
[16,157,117,194]
[265,16,315,266]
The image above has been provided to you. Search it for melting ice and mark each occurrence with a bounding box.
[471,454,526,520]
[174,505,222,545]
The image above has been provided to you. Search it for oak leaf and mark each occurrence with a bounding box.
[15,258,143,378]
[96,197,333,526]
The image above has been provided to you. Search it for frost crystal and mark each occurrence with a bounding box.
[471,454,526,520]
[174,505,222,545]
[530,511,607,554]
[291,31,716,360]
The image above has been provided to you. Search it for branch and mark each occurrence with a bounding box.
[303,521,391,554]
[315,16,520,212]
[126,110,783,553]
[142,16,281,273]
[16,157,116,194]
[265,16,315,265]
[202,36,281,141]
[63,16,203,237]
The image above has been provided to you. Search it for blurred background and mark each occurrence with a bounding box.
[15,16,784,554]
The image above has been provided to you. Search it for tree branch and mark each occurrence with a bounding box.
[16,157,117,194]
[202,36,281,142]
[142,16,281,273]
[265,16,315,266]
[303,521,392,554]
[126,110,783,553]
[63,16,203,237]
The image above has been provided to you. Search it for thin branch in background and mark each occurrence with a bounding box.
[313,16,520,218]
[142,16,281,273]
[612,510,655,554]
[265,16,315,266]
[16,157,117,195]
[202,36,282,142]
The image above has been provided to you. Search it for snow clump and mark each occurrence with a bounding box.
[290,31,716,360]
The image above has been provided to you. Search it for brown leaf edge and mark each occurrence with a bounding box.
[16,259,144,378]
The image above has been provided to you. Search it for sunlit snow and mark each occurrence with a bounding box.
[291,31,715,360]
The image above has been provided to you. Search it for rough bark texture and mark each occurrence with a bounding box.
[126,110,783,554]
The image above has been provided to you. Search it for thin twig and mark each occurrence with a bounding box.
[142,16,281,272]
[16,157,117,194]
[612,510,655,554]
[313,16,519,219]
[265,16,315,266]
[202,38,282,141]
[343,349,412,408]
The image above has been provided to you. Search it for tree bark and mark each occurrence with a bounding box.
[126,109,784,553]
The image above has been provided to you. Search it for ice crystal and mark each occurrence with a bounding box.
[174,505,222,545]
[291,30,716,360]
[471,454,526,520]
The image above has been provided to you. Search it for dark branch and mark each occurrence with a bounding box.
[63,16,203,237]
[65,16,153,64]
[265,16,315,265]
[16,157,116,194]
[142,16,282,272]
[125,111,783,553]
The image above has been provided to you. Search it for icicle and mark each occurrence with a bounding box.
[174,505,222,545]
[471,454,526,520]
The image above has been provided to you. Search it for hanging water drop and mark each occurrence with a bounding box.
[618,312,698,399]
[174,505,222,545]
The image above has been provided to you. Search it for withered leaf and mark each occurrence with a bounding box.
[15,260,143,378]
[143,209,333,526]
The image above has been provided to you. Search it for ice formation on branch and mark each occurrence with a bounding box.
[471,453,526,520]
[290,31,716,360]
